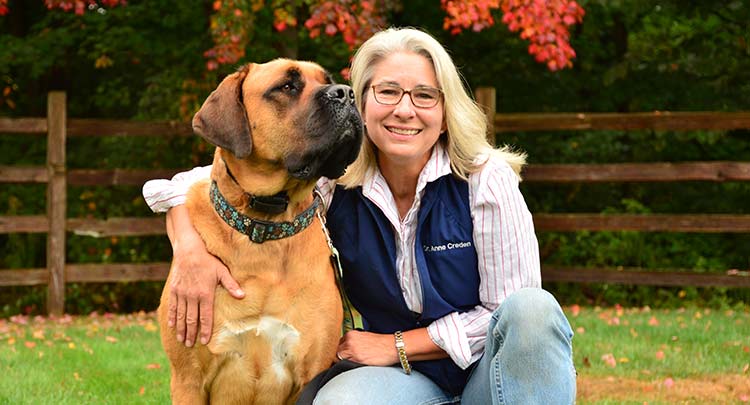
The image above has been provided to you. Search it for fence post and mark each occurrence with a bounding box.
[47,92,66,315]
[474,87,497,146]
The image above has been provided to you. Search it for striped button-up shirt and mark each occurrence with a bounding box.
[142,143,541,369]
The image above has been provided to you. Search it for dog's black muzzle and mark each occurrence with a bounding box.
[286,84,363,180]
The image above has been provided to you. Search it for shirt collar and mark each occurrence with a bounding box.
[363,142,452,199]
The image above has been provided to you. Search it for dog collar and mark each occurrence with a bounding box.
[222,156,289,214]
[210,180,321,243]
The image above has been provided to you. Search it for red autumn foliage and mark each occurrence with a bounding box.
[44,0,127,15]
[205,0,584,72]
[500,0,585,71]
[0,1,584,72]
[442,0,584,71]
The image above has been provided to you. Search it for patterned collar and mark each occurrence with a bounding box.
[210,180,321,243]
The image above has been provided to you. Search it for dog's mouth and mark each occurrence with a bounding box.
[290,164,313,179]
[286,131,359,180]
[286,86,363,180]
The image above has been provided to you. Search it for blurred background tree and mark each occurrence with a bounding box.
[0,0,748,315]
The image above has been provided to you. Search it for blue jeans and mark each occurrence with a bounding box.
[312,288,576,405]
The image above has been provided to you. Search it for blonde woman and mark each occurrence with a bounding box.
[143,27,575,404]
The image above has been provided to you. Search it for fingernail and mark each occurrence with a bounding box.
[201,337,208,345]
[176,334,183,342]
[185,340,193,347]
[168,320,174,327]
[235,289,245,297]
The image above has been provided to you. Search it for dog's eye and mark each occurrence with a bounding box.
[280,83,299,95]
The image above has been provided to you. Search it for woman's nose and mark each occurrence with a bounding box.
[392,93,416,118]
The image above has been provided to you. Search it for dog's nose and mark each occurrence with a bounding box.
[326,84,355,105]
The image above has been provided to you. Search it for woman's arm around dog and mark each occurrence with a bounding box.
[165,204,245,347]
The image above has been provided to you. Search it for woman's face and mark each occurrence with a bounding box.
[363,51,446,170]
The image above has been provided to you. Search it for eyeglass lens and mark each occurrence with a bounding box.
[372,84,441,108]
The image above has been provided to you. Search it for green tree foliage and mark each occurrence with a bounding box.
[1,0,749,314]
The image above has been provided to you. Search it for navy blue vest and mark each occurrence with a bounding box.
[327,174,480,395]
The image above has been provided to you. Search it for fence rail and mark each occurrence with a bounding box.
[1,90,749,314]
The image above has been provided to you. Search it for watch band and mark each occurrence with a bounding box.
[394,330,412,375]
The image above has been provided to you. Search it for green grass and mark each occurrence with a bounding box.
[570,305,750,378]
[0,312,170,404]
[0,306,747,404]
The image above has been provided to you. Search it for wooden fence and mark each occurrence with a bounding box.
[2,90,750,315]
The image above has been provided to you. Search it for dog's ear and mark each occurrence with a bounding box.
[192,65,253,158]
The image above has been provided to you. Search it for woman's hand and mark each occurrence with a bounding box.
[335,330,399,366]
[166,205,245,347]
[336,328,449,366]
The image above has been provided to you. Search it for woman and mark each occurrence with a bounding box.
[143,27,575,404]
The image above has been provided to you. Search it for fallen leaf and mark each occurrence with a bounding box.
[582,356,591,368]
[105,336,118,343]
[146,363,161,370]
[655,350,665,360]
[57,314,73,324]
[139,386,145,395]
[68,342,76,349]
[739,394,749,402]
[648,316,659,326]
[10,315,29,325]
[601,353,617,368]
[742,363,749,373]
[74,372,81,381]
[570,304,580,317]
[663,377,674,388]
[24,341,36,349]
[576,326,585,334]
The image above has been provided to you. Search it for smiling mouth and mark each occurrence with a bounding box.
[386,126,420,136]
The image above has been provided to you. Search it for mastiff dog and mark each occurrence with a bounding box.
[158,59,363,404]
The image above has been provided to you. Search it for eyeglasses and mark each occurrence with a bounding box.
[371,83,443,108]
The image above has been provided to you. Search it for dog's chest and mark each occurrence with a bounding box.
[211,316,301,383]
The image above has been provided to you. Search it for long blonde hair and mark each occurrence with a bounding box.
[339,27,525,188]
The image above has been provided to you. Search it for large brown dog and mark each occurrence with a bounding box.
[158,59,362,404]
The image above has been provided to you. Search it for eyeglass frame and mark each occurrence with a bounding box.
[370,83,443,109]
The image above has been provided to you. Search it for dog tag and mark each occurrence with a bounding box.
[330,246,344,280]
[330,247,361,333]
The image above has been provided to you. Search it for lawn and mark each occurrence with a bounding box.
[0,306,748,404]
[570,305,750,404]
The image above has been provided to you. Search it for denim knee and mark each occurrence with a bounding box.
[313,366,455,405]
[491,288,572,348]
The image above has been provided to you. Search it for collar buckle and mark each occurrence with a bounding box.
[249,194,289,215]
